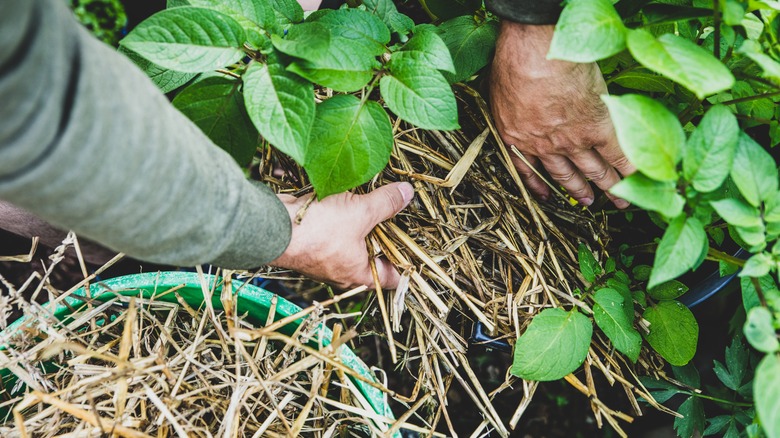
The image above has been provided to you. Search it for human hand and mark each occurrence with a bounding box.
[269,182,414,289]
[490,21,634,208]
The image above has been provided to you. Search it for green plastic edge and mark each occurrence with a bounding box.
[0,272,396,432]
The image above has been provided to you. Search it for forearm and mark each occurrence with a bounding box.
[485,0,562,24]
[0,0,291,269]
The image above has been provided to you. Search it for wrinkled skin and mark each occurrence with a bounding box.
[270,182,414,289]
[490,22,635,208]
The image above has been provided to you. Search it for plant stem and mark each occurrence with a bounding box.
[706,247,746,267]
[690,392,753,407]
[713,0,722,60]
[720,90,780,106]
[751,277,769,308]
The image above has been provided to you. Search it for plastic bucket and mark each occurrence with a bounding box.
[0,272,396,432]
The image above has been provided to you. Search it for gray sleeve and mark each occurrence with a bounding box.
[0,0,291,269]
[485,0,563,24]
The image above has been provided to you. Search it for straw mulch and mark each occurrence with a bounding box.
[0,87,679,437]
[0,239,439,437]
[259,85,677,437]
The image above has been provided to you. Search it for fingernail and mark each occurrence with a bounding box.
[615,198,630,209]
[398,182,414,205]
[579,197,594,206]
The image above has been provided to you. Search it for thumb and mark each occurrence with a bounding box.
[362,182,414,227]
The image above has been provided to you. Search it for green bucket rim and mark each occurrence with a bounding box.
[0,272,395,433]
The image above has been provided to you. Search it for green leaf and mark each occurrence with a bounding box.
[730,132,779,207]
[394,29,455,73]
[419,0,481,21]
[362,0,413,36]
[120,7,246,73]
[172,76,258,165]
[648,280,689,300]
[310,8,390,58]
[602,94,684,182]
[639,376,686,404]
[709,227,725,246]
[710,198,762,228]
[435,16,499,83]
[626,29,735,98]
[674,396,706,438]
[633,265,652,281]
[187,0,277,41]
[271,0,304,26]
[714,336,748,390]
[548,0,627,62]
[593,288,642,362]
[745,307,780,353]
[643,300,699,366]
[578,244,601,283]
[612,69,677,93]
[380,59,459,130]
[683,105,739,192]
[271,22,331,61]
[741,276,778,312]
[754,354,780,438]
[119,47,196,93]
[305,95,393,198]
[735,224,767,250]
[285,25,381,92]
[766,192,780,223]
[740,253,773,278]
[510,308,593,381]
[243,61,314,165]
[650,216,708,289]
[744,52,780,84]
[673,363,701,387]
[609,173,685,217]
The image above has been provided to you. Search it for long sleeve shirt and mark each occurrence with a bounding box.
[0,0,291,269]
[485,0,563,24]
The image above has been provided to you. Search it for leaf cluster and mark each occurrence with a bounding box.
[119,0,500,198]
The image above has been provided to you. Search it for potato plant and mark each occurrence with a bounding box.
[509,0,780,436]
[119,0,496,199]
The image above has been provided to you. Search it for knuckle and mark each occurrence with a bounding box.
[584,167,611,183]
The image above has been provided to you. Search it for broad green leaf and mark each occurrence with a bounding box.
[643,300,699,366]
[271,22,330,60]
[120,7,246,73]
[744,52,780,84]
[119,47,196,93]
[741,276,778,312]
[723,0,747,25]
[766,191,780,223]
[735,224,767,250]
[606,279,634,320]
[638,376,686,404]
[741,253,773,278]
[674,397,706,438]
[381,60,458,130]
[271,0,304,26]
[612,70,676,93]
[362,0,414,36]
[243,61,314,164]
[578,244,601,283]
[602,94,684,182]
[648,280,689,300]
[730,132,779,207]
[187,0,276,41]
[305,95,394,198]
[172,76,258,165]
[732,81,775,120]
[548,0,627,62]
[593,288,642,362]
[394,30,456,73]
[710,198,762,228]
[609,173,685,217]
[633,265,652,281]
[683,105,739,192]
[673,363,701,387]
[754,354,780,438]
[650,216,708,289]
[286,31,380,92]
[435,16,499,83]
[310,8,390,57]
[510,308,593,381]
[626,29,735,98]
[744,307,779,353]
